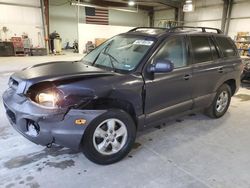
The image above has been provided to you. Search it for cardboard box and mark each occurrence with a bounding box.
[95,38,107,47]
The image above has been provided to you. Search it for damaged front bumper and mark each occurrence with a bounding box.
[2,88,106,150]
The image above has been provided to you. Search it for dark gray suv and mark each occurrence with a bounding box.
[3,26,242,164]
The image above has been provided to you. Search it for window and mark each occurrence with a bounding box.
[154,37,187,68]
[216,37,237,58]
[82,35,155,72]
[190,36,212,63]
[209,38,220,60]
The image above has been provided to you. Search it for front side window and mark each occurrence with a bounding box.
[154,37,187,69]
[216,37,237,58]
[82,35,155,72]
[190,35,212,64]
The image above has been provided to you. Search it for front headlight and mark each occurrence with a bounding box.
[35,89,61,108]
[28,83,93,108]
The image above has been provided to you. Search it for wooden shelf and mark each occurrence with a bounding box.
[235,41,250,43]
[241,56,250,59]
[239,36,250,37]
[238,48,250,51]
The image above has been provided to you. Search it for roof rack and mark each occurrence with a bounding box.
[168,26,223,34]
[128,27,166,32]
[128,26,223,35]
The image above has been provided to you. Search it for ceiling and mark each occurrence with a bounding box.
[78,0,184,10]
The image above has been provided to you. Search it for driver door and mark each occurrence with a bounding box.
[144,36,193,125]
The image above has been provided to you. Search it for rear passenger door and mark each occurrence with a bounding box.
[189,35,223,108]
[215,36,240,75]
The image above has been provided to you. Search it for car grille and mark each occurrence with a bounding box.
[4,105,16,124]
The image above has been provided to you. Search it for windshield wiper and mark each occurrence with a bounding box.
[103,51,122,68]
[92,41,121,72]
[104,51,116,71]
[92,41,113,66]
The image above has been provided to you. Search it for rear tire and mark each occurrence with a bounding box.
[205,84,231,118]
[82,109,136,165]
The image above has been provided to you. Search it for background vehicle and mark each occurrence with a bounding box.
[3,26,242,165]
[241,58,250,82]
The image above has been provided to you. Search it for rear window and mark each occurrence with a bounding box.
[190,36,212,64]
[215,37,237,58]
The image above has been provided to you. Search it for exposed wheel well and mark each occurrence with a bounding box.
[224,79,236,95]
[83,98,137,127]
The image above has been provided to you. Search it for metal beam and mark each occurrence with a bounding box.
[175,7,178,22]
[231,16,250,20]
[40,0,49,54]
[137,0,181,8]
[177,6,184,25]
[0,2,40,8]
[221,0,229,33]
[148,8,154,27]
[185,18,223,23]
[80,0,152,11]
[225,0,233,35]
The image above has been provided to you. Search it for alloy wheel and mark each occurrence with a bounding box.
[93,118,128,155]
[216,91,229,113]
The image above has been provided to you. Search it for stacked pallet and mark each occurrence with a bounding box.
[235,32,250,57]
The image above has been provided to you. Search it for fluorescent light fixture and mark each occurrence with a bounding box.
[128,1,135,6]
[185,0,192,3]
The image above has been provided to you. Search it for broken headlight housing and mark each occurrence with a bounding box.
[35,88,63,108]
[28,82,94,109]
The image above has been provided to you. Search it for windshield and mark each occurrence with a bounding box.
[82,35,155,72]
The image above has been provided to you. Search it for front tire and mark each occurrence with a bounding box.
[82,109,136,165]
[205,84,232,118]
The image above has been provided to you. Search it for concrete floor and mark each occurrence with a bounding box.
[1,54,250,188]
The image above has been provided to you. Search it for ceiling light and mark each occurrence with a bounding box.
[128,1,135,6]
[185,0,192,3]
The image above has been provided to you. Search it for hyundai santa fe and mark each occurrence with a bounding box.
[3,26,242,164]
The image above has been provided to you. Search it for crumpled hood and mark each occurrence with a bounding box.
[10,61,114,94]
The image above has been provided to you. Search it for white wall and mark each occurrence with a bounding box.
[0,0,44,47]
[78,23,133,54]
[153,9,175,27]
[109,9,149,27]
[49,2,149,48]
[49,3,81,48]
[183,0,250,39]
[184,0,223,29]
[0,0,40,6]
[228,0,250,38]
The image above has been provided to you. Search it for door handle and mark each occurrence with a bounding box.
[183,74,191,80]
[218,67,224,73]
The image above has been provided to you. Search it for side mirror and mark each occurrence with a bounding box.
[149,59,174,73]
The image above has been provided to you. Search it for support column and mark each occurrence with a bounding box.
[44,0,49,35]
[221,0,229,33]
[148,8,154,27]
[225,0,233,35]
[177,5,184,26]
[40,0,49,54]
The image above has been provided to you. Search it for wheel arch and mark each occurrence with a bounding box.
[83,98,138,129]
[224,79,236,95]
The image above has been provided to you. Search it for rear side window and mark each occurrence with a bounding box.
[190,36,212,64]
[216,37,237,57]
[209,38,220,60]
